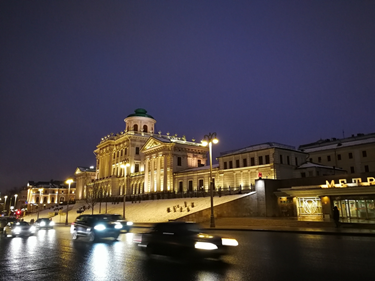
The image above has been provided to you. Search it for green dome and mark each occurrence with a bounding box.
[127,108,154,119]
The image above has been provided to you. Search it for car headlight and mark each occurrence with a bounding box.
[94,224,106,231]
[195,242,218,250]
[49,221,55,226]
[40,221,46,227]
[126,221,133,226]
[221,238,238,246]
[14,227,21,233]
[114,223,122,229]
[30,226,36,232]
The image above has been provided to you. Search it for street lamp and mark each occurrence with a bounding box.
[14,194,18,211]
[65,179,74,225]
[202,132,219,228]
[4,196,8,215]
[120,162,130,219]
[37,189,43,219]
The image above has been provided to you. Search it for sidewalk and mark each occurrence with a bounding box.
[198,217,375,236]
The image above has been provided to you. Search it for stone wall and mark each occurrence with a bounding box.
[175,192,259,223]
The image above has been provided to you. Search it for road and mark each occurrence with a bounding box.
[0,226,375,281]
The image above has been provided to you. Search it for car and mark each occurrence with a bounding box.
[70,214,122,242]
[3,221,36,237]
[34,218,55,229]
[106,214,133,233]
[134,221,238,261]
[0,217,17,233]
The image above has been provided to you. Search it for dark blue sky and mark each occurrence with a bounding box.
[1,1,374,192]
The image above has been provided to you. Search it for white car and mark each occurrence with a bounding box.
[3,221,36,237]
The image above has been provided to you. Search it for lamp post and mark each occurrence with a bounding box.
[14,194,18,211]
[202,132,219,228]
[120,162,130,219]
[37,189,43,219]
[4,196,8,215]
[65,179,73,225]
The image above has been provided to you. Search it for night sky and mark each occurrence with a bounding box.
[1,1,374,193]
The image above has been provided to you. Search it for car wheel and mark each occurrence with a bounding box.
[72,230,79,240]
[88,232,96,242]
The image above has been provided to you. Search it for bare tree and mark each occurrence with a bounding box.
[85,182,101,215]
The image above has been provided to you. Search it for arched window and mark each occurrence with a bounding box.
[60,197,65,202]
[133,124,138,131]
[143,125,148,132]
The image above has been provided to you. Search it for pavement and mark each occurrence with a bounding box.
[197,217,375,236]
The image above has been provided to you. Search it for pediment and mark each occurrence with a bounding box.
[142,138,164,151]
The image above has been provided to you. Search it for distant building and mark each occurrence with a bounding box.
[299,133,375,174]
[26,180,76,211]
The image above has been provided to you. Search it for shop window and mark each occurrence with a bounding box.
[243,158,247,167]
[258,156,263,165]
[236,160,240,168]
[250,157,255,166]
[362,151,367,157]
[349,152,353,159]
[177,157,182,166]
[229,161,233,169]
[224,162,227,169]
[350,166,355,173]
[265,155,270,164]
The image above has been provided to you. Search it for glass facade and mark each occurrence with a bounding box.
[333,199,375,219]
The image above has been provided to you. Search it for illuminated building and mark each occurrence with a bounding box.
[26,180,76,210]
[299,133,375,174]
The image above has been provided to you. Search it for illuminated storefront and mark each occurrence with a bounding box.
[275,176,375,221]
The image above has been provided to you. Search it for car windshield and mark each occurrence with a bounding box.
[109,215,123,221]
[15,222,29,226]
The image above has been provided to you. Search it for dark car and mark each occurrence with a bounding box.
[3,221,36,237]
[134,222,238,261]
[70,214,122,242]
[34,218,55,229]
[106,214,133,233]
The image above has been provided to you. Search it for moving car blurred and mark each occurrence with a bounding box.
[70,214,122,242]
[107,214,133,233]
[3,221,36,237]
[34,218,55,229]
[0,217,17,233]
[134,221,238,260]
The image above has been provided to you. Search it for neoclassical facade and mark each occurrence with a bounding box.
[75,109,209,200]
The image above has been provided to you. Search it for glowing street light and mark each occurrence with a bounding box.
[202,132,219,228]
[14,194,18,210]
[120,162,130,219]
[65,179,74,225]
[37,189,43,220]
